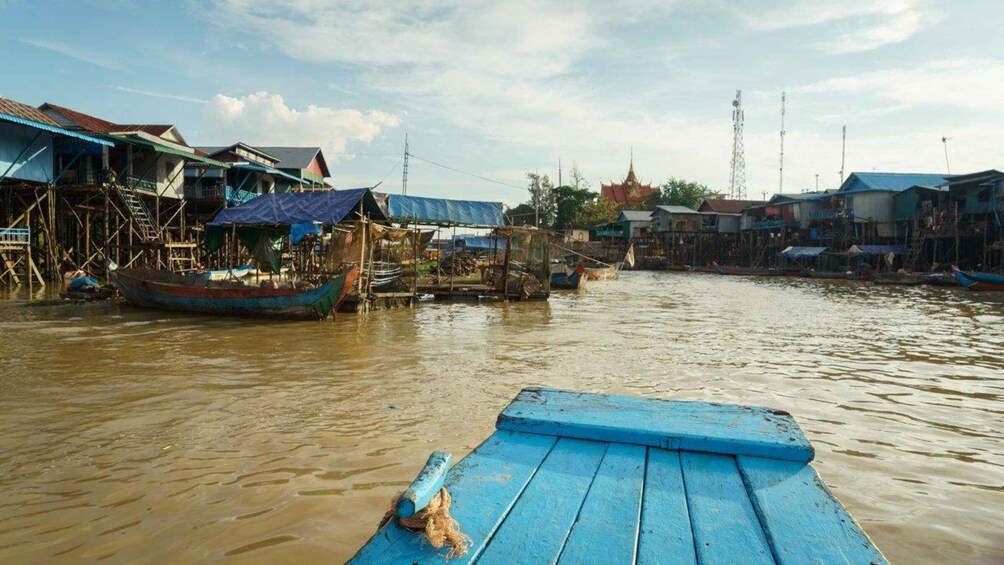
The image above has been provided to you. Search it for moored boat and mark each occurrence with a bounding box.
[874,272,925,285]
[113,264,358,319]
[349,387,887,564]
[550,263,585,290]
[952,266,1004,290]
[583,263,620,281]
[712,261,784,276]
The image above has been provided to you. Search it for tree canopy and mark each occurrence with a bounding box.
[648,178,722,210]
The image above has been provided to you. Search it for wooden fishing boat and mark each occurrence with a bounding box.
[58,285,118,302]
[113,264,358,319]
[874,272,925,285]
[924,271,959,287]
[583,262,620,281]
[711,261,784,276]
[187,263,253,281]
[952,266,1004,291]
[550,263,585,290]
[349,387,886,564]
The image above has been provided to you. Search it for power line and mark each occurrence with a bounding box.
[408,153,527,191]
[377,157,403,186]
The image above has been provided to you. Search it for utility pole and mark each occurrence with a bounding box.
[942,136,952,174]
[558,158,562,187]
[839,125,847,185]
[815,173,819,191]
[728,90,747,199]
[401,133,409,195]
[779,91,786,194]
[534,169,539,228]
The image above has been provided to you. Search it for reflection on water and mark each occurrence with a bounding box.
[1,272,1003,563]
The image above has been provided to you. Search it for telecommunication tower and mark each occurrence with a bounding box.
[779,91,786,194]
[401,133,409,195]
[728,90,747,199]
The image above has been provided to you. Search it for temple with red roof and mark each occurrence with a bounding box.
[601,157,658,206]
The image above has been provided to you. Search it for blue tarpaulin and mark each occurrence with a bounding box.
[290,222,322,244]
[387,194,504,227]
[779,246,828,259]
[206,188,385,227]
[458,236,506,251]
[849,245,909,255]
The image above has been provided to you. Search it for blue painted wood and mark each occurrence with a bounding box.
[680,451,774,565]
[637,448,697,565]
[737,456,888,565]
[396,451,452,518]
[557,443,646,564]
[497,388,814,463]
[476,438,608,565]
[346,431,556,564]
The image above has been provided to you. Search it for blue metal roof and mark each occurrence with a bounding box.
[838,172,950,194]
[0,112,114,147]
[779,246,828,259]
[387,194,505,227]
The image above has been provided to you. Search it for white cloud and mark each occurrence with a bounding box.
[740,0,940,54]
[793,59,1004,113]
[112,86,208,104]
[19,38,120,70]
[202,92,399,160]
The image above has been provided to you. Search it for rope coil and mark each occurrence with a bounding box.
[379,487,469,558]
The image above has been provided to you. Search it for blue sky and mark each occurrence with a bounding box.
[3,0,1002,205]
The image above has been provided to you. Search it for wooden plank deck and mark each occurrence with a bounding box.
[348,388,887,565]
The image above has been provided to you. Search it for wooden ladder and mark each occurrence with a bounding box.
[904,228,927,271]
[114,183,160,242]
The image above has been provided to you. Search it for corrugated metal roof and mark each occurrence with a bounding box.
[0,112,114,147]
[699,198,765,213]
[231,162,308,184]
[0,98,61,126]
[654,205,699,215]
[40,102,118,132]
[619,210,655,222]
[254,147,325,171]
[109,134,228,167]
[838,172,950,194]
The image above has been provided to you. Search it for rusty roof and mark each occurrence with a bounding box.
[698,198,766,214]
[40,102,118,132]
[0,97,61,126]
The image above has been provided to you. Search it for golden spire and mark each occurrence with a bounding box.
[625,147,638,185]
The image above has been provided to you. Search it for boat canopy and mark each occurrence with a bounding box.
[778,246,827,259]
[387,194,505,227]
[207,188,385,228]
[848,244,909,256]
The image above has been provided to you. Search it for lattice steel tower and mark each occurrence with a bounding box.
[728,90,747,199]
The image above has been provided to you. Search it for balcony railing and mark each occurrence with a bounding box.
[0,228,30,245]
[123,174,158,192]
[751,219,799,229]
[809,210,842,220]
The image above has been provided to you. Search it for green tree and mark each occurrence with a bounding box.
[573,198,621,227]
[506,202,537,226]
[526,172,556,227]
[659,178,722,210]
[552,184,598,229]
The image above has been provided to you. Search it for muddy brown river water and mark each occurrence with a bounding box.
[1,271,1003,564]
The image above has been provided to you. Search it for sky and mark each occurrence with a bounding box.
[2,0,1002,206]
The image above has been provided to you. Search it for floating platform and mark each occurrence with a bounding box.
[349,387,887,564]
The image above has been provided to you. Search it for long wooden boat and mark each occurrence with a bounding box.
[583,262,620,281]
[924,271,959,287]
[113,264,358,319]
[712,261,785,276]
[874,272,925,285]
[953,266,1004,290]
[349,387,887,564]
[550,264,585,290]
